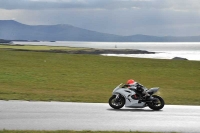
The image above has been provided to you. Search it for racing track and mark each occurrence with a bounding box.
[0,100,200,132]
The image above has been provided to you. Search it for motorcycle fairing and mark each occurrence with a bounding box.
[147,87,159,95]
[112,87,146,108]
[125,100,146,108]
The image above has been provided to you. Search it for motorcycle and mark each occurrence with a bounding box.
[108,83,165,110]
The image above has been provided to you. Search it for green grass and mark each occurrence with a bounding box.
[0,45,200,105]
[0,44,89,51]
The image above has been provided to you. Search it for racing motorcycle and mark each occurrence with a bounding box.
[108,83,165,110]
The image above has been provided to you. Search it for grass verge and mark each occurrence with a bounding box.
[0,44,200,105]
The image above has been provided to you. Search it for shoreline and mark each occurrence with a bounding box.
[47,49,156,54]
[2,46,155,55]
[2,44,198,61]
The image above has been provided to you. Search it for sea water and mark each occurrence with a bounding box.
[12,41,200,61]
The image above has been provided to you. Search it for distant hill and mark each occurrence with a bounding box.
[0,39,11,43]
[0,20,200,42]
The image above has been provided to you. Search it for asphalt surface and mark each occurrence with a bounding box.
[0,100,200,132]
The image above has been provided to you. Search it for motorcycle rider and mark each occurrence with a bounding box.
[125,79,152,102]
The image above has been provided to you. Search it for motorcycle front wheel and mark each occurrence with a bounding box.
[148,95,165,110]
[109,95,125,109]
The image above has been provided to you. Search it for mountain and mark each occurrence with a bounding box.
[0,20,121,42]
[0,39,11,43]
[0,20,200,42]
[120,34,200,42]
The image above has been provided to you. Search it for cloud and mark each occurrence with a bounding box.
[0,0,199,11]
[1,0,200,36]
[0,0,88,10]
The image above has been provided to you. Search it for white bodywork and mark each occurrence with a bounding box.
[112,83,159,108]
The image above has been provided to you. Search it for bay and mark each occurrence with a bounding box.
[12,41,200,61]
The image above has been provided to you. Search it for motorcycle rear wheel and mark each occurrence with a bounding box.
[109,95,125,109]
[148,95,165,110]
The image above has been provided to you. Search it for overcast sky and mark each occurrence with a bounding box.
[0,0,200,36]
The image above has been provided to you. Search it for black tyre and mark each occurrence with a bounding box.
[109,95,125,109]
[148,95,165,110]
